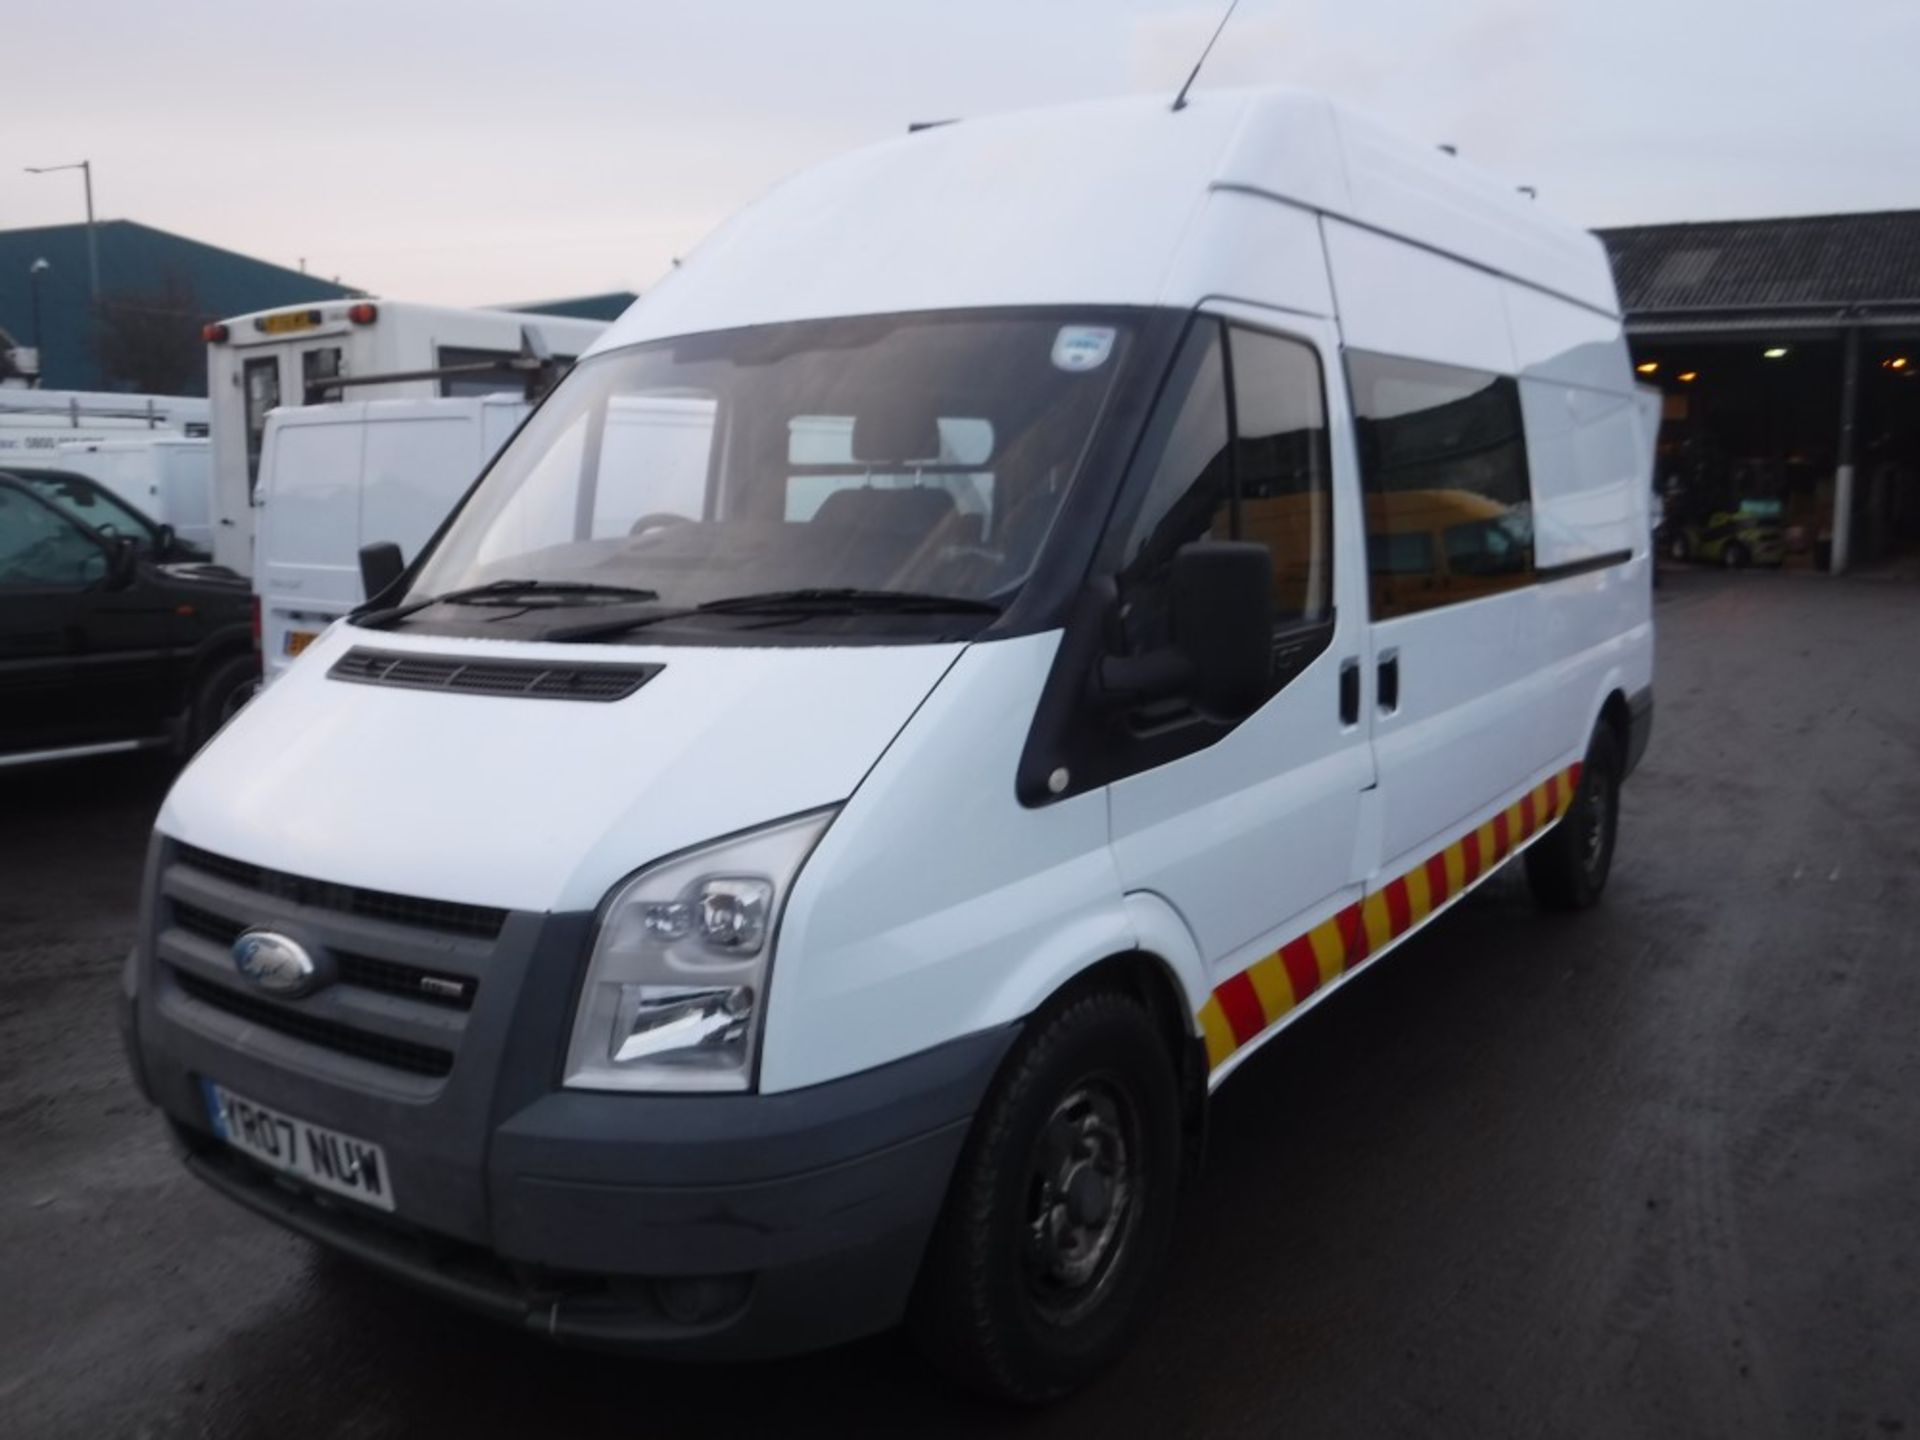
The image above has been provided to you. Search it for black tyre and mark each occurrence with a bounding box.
[1668,532,1691,562]
[1526,725,1622,911]
[1722,540,1750,569]
[909,988,1182,1403]
[190,653,259,750]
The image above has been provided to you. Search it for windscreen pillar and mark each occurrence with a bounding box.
[1831,324,1861,575]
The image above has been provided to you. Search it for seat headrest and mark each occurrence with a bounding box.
[851,405,943,464]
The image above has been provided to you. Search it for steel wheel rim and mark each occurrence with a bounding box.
[1023,1076,1140,1325]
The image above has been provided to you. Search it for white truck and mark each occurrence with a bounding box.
[203,300,610,573]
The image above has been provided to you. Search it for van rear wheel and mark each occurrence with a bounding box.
[909,988,1181,1403]
[1526,726,1621,911]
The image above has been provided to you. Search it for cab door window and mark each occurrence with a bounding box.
[0,487,106,589]
[1120,318,1333,691]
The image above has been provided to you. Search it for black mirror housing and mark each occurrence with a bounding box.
[358,541,406,603]
[1169,541,1273,717]
[105,535,139,590]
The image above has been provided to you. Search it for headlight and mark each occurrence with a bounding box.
[563,810,834,1092]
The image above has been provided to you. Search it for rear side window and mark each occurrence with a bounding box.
[1347,351,1533,619]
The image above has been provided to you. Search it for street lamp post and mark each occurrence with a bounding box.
[28,258,50,388]
[24,160,98,302]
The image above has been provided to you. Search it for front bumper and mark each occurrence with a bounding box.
[130,836,1016,1357]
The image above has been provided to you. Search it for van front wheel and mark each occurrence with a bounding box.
[1526,726,1621,910]
[909,988,1181,1403]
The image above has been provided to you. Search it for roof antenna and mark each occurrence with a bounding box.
[1171,0,1242,112]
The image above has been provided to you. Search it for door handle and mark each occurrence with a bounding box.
[1377,650,1400,714]
[1339,657,1360,725]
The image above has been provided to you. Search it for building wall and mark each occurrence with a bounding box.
[0,221,355,395]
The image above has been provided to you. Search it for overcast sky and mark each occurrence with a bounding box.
[4,0,1915,307]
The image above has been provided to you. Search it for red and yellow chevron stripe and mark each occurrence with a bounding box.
[1197,761,1585,1074]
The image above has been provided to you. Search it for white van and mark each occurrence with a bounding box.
[253,396,530,684]
[51,437,215,553]
[125,89,1653,1400]
[204,300,608,573]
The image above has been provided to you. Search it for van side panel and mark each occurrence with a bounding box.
[1499,281,1653,770]
[1324,220,1563,878]
[1321,104,1620,316]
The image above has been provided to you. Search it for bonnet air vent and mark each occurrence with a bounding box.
[328,648,660,702]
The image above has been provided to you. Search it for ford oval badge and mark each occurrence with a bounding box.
[232,930,319,996]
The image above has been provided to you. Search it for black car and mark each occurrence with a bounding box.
[0,467,258,767]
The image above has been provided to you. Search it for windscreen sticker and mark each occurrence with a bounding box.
[1052,326,1117,373]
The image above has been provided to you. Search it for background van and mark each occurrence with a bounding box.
[254,396,529,682]
[52,437,214,554]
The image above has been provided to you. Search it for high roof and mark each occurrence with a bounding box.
[1597,211,1920,316]
[595,88,1616,356]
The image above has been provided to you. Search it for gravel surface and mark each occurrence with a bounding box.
[3,567,1916,1439]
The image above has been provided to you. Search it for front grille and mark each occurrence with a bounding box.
[173,969,455,1078]
[175,845,505,939]
[328,647,660,703]
[172,901,477,1011]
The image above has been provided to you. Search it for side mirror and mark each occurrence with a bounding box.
[1096,541,1273,718]
[1168,541,1274,717]
[155,522,177,556]
[105,535,139,590]
[358,541,406,603]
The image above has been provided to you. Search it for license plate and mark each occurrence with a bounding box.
[254,309,321,335]
[202,1081,395,1212]
[284,629,318,657]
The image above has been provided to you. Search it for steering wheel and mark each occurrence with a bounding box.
[627,512,694,539]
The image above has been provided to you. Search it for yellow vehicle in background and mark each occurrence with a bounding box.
[1667,498,1786,568]
[1240,487,1533,621]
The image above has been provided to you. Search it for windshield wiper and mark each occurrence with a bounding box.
[354,579,661,630]
[544,588,1002,643]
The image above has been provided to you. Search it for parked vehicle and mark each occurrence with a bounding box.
[52,437,215,554]
[1668,499,1787,567]
[204,300,609,573]
[0,389,208,463]
[124,89,1654,1401]
[253,397,530,684]
[0,469,254,768]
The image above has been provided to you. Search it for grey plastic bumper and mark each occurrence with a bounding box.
[151,1002,1013,1357]
[130,833,1020,1357]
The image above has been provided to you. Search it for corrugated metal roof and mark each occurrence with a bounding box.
[1597,211,1920,315]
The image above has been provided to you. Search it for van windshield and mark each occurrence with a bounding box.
[403,310,1137,628]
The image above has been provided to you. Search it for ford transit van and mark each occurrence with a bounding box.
[124,88,1654,1400]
